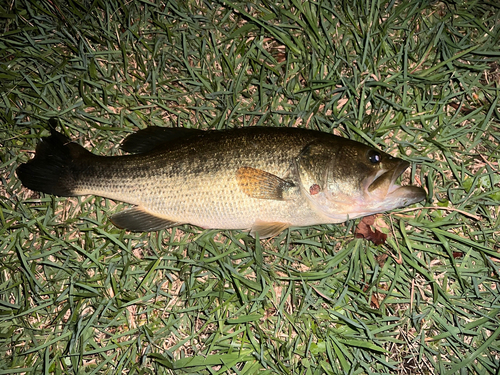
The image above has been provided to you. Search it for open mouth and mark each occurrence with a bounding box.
[387,160,412,194]
[367,160,426,204]
[368,160,409,194]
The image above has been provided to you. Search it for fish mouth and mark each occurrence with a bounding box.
[367,160,426,207]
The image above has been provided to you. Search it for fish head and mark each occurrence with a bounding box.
[296,140,426,222]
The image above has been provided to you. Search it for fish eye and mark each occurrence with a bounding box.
[368,150,381,164]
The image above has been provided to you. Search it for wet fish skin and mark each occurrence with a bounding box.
[16,122,426,238]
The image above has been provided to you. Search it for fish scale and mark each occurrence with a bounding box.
[16,122,426,238]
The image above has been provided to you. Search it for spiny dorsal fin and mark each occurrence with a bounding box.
[250,220,290,238]
[111,206,181,232]
[120,126,203,154]
[236,167,297,200]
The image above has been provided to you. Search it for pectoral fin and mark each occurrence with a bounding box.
[111,206,181,231]
[250,220,291,239]
[237,167,297,200]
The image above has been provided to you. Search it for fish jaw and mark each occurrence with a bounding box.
[363,159,426,213]
[381,185,427,211]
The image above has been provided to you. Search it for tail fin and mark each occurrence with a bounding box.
[16,119,94,197]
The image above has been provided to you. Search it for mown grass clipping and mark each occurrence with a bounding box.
[1,0,499,374]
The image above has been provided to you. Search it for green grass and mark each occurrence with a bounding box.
[1,0,500,373]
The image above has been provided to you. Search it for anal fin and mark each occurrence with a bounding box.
[111,206,181,232]
[250,220,291,239]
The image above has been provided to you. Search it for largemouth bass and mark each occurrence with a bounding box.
[16,121,426,238]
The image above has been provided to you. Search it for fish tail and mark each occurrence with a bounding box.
[16,119,95,197]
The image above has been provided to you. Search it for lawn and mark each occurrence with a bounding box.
[1,0,499,373]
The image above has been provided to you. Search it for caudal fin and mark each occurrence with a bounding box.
[16,120,94,197]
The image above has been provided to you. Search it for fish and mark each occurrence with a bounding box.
[16,119,426,238]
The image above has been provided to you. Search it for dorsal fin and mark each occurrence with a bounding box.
[120,126,203,154]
